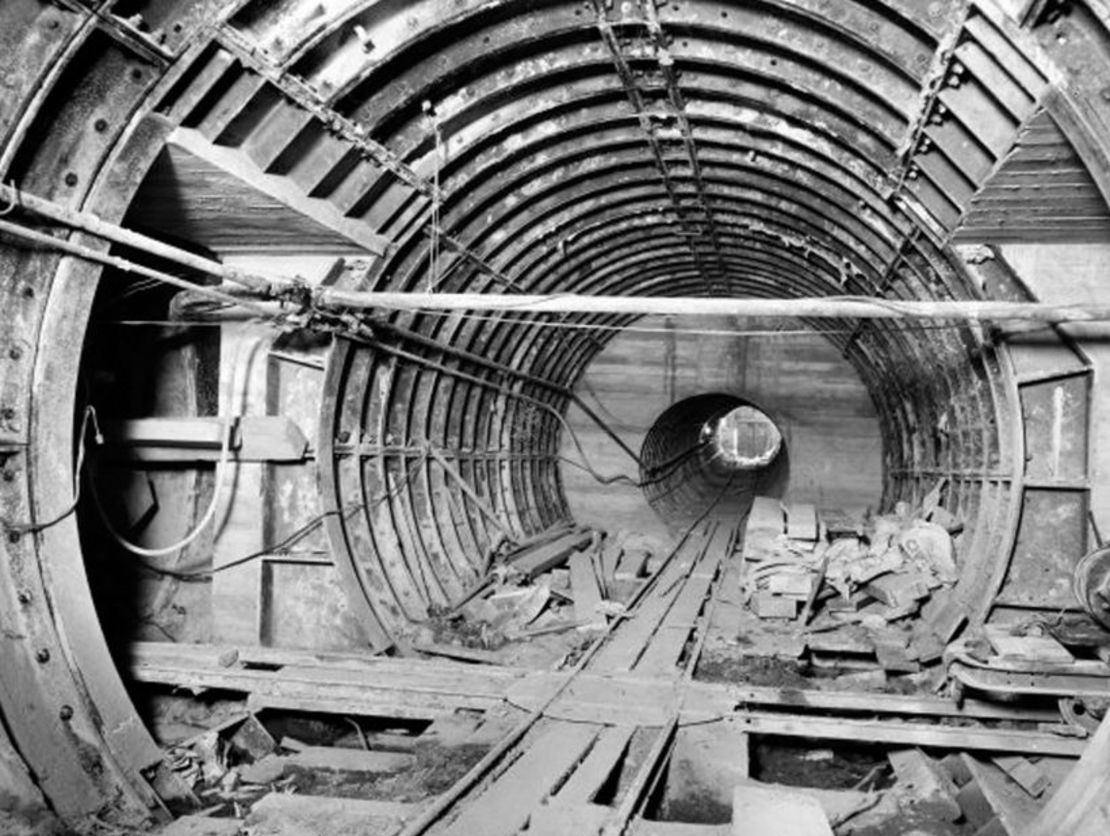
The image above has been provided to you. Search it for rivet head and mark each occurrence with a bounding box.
[16,590,31,605]
[35,648,50,664]
[59,705,73,721]
[21,285,34,299]
[93,118,108,133]
[130,68,143,82]
[9,347,22,360]
[64,172,78,187]
[2,470,14,482]
[8,530,20,543]
[2,407,15,420]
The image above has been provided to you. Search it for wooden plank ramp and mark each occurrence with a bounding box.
[436,722,600,836]
[554,725,636,804]
[635,524,734,674]
[590,524,714,672]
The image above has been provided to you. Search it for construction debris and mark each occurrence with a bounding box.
[415,524,660,658]
[738,492,962,674]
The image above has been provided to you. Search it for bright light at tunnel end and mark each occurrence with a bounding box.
[704,405,784,470]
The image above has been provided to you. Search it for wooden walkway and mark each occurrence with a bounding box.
[133,519,1087,835]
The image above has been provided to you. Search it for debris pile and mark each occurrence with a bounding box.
[739,492,962,674]
[159,708,502,831]
[413,524,664,660]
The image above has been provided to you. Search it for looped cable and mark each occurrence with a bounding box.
[0,181,19,217]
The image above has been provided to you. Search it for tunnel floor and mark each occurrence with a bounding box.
[68,500,1095,836]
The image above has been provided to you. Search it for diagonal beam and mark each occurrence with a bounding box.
[215,24,528,292]
[169,127,392,256]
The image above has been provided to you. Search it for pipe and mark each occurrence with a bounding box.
[0,182,282,294]
[0,218,273,315]
[316,289,1110,323]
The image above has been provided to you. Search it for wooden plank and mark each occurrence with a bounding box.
[753,593,798,619]
[170,127,390,255]
[438,723,599,836]
[983,624,1074,665]
[128,641,522,683]
[413,642,501,665]
[570,550,607,630]
[528,801,610,836]
[786,502,818,541]
[103,416,309,462]
[555,725,635,803]
[635,536,723,672]
[818,508,860,537]
[510,530,593,578]
[731,711,1088,757]
[960,755,1044,835]
[747,497,784,533]
[991,755,1049,798]
[589,532,707,671]
[887,748,961,820]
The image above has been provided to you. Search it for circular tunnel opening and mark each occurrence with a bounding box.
[640,394,789,533]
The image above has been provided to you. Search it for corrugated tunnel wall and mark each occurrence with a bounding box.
[3,0,1110,830]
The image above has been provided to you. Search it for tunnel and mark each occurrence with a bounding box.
[3,1,1110,834]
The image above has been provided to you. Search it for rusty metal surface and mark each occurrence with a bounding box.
[3,0,1110,820]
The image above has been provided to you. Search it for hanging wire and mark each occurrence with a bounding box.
[2,405,97,535]
[85,326,252,558]
[0,180,18,217]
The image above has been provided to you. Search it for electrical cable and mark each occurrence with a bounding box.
[0,180,17,217]
[133,458,425,581]
[85,326,253,558]
[2,405,97,535]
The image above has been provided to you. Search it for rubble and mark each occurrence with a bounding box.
[411,524,662,661]
[738,492,962,675]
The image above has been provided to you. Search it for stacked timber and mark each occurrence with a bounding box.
[741,498,822,620]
